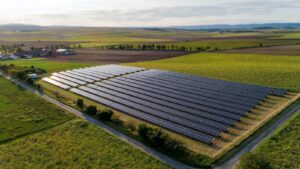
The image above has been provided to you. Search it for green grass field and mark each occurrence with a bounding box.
[0,58,94,73]
[253,109,300,169]
[0,119,169,169]
[0,77,74,142]
[126,53,300,91]
[0,77,169,168]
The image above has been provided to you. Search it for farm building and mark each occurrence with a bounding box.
[14,49,52,58]
[56,49,75,55]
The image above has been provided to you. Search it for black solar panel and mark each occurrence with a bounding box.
[42,65,287,144]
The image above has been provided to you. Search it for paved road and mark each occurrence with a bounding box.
[3,75,300,169]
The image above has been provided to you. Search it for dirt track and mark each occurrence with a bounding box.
[46,49,191,64]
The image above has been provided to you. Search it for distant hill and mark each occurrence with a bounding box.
[0,24,47,32]
[1,23,300,32]
[172,23,300,31]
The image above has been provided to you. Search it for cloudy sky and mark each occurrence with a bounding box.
[0,0,299,27]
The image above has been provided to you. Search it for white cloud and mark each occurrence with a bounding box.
[0,0,299,26]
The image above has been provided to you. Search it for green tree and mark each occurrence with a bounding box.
[237,153,271,169]
[97,109,114,121]
[76,99,84,109]
[85,105,97,115]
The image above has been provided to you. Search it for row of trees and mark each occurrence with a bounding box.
[0,44,24,53]
[100,44,215,52]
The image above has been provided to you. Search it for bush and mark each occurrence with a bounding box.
[126,122,136,132]
[146,128,167,147]
[76,99,84,109]
[138,124,149,141]
[237,153,271,169]
[137,124,185,153]
[97,109,114,121]
[85,105,97,116]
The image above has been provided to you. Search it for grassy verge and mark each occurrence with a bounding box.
[126,53,300,91]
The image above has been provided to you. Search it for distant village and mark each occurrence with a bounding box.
[0,46,75,60]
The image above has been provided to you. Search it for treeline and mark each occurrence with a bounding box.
[0,64,46,88]
[96,44,217,52]
[0,44,24,53]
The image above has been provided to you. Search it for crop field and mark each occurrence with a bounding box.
[224,44,300,56]
[0,58,94,73]
[253,107,300,169]
[46,49,190,64]
[126,53,300,91]
[0,77,169,168]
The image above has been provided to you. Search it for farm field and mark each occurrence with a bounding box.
[0,119,169,169]
[252,107,300,169]
[126,53,300,91]
[224,44,300,56]
[0,77,73,142]
[0,58,94,73]
[0,77,169,169]
[47,49,190,64]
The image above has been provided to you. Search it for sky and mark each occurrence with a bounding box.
[0,0,299,27]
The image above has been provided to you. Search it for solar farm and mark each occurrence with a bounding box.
[42,65,294,147]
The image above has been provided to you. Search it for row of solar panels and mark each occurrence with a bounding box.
[42,65,146,89]
[42,65,287,144]
[138,70,286,97]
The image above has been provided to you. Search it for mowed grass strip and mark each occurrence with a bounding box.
[0,77,73,142]
[126,53,300,91]
[254,110,300,169]
[0,119,170,169]
[0,58,94,73]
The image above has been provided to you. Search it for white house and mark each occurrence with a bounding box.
[9,54,19,60]
[56,49,74,55]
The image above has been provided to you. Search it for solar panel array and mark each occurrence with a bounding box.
[42,65,287,144]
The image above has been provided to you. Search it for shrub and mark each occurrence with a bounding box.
[98,109,114,121]
[237,153,271,169]
[138,124,149,141]
[85,105,97,116]
[112,117,124,126]
[137,124,185,153]
[146,128,167,147]
[126,122,136,132]
[76,99,84,109]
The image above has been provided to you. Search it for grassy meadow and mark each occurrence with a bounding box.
[126,53,300,91]
[0,119,169,169]
[253,108,300,169]
[0,58,94,73]
[0,77,169,168]
[0,77,74,142]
